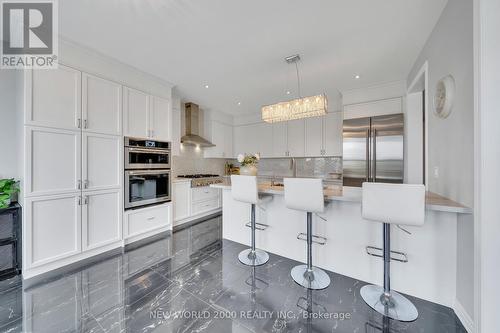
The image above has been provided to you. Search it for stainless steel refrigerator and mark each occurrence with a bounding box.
[342,114,404,187]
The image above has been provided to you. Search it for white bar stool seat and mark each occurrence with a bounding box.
[360,182,425,322]
[284,178,330,290]
[231,175,269,266]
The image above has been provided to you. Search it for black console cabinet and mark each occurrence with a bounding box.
[0,203,21,280]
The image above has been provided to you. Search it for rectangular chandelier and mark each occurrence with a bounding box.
[262,94,328,123]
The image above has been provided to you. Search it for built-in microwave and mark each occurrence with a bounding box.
[124,169,171,209]
[125,137,171,170]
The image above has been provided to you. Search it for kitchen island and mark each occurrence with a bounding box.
[211,181,472,308]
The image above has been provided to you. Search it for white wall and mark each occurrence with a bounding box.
[341,80,406,106]
[475,0,500,331]
[407,0,474,323]
[0,70,22,179]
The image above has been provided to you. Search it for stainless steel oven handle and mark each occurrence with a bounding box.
[126,147,171,154]
[126,170,171,176]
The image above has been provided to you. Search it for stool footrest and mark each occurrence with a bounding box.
[365,246,408,263]
[297,233,327,245]
[245,222,269,231]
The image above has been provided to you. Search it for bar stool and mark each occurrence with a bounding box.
[231,175,270,266]
[284,178,330,290]
[360,182,425,322]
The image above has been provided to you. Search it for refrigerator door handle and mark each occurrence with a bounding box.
[372,128,377,182]
[366,129,370,182]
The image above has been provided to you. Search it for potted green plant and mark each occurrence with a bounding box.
[0,179,20,209]
[237,153,260,176]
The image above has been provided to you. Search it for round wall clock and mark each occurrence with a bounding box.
[433,75,455,119]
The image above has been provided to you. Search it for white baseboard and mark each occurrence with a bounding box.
[454,299,474,333]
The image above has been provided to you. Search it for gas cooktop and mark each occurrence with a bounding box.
[177,174,223,187]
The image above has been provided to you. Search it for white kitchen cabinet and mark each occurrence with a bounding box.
[173,181,191,222]
[171,107,181,156]
[233,123,272,157]
[82,189,122,251]
[287,119,305,157]
[26,127,81,197]
[27,65,81,130]
[125,203,172,239]
[224,124,234,158]
[204,121,232,158]
[123,87,171,141]
[82,74,122,136]
[82,133,121,191]
[25,193,82,267]
[272,122,288,157]
[305,117,324,157]
[323,112,343,156]
[150,96,172,141]
[123,87,150,138]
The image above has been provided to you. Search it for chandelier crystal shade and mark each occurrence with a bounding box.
[262,94,328,123]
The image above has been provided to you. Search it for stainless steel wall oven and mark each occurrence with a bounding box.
[124,137,171,209]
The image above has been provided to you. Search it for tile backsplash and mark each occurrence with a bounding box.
[172,145,226,177]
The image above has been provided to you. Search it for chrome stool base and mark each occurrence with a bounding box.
[360,284,418,322]
[238,249,269,266]
[291,264,331,290]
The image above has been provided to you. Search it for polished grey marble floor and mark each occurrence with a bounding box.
[0,215,466,332]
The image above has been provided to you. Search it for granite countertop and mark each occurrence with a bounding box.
[210,180,472,214]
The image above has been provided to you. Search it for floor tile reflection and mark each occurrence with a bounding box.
[0,214,466,332]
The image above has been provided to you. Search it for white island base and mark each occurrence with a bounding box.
[214,184,470,309]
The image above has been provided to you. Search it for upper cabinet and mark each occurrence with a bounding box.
[150,96,172,142]
[234,112,343,158]
[272,122,288,157]
[82,74,122,136]
[323,112,343,156]
[204,121,232,158]
[305,112,343,157]
[123,87,171,141]
[123,87,150,138]
[287,119,305,157]
[27,65,81,130]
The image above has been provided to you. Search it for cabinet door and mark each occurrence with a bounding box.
[287,119,305,157]
[82,189,121,250]
[82,74,122,135]
[27,65,81,130]
[173,181,191,222]
[305,117,324,157]
[272,122,288,157]
[123,87,150,138]
[82,133,121,191]
[323,112,343,156]
[25,194,81,267]
[255,123,273,158]
[204,121,225,158]
[224,123,233,158]
[151,96,171,141]
[26,127,81,196]
[171,107,181,156]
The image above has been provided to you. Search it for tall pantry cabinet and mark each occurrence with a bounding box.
[23,65,123,277]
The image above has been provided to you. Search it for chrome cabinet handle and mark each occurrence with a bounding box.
[84,180,89,189]
[77,119,81,129]
[84,119,88,129]
[147,216,155,220]
[77,180,82,190]
[84,196,88,205]
[78,196,82,205]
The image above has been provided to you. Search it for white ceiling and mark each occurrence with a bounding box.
[59,0,447,116]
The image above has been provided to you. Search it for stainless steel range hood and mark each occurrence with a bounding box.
[181,103,215,147]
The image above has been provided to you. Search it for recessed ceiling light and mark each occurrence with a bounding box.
[204,84,209,89]
[355,75,361,79]
[237,102,241,105]
[286,91,291,95]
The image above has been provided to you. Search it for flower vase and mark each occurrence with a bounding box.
[239,165,258,176]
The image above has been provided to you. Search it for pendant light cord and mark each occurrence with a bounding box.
[295,61,302,98]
